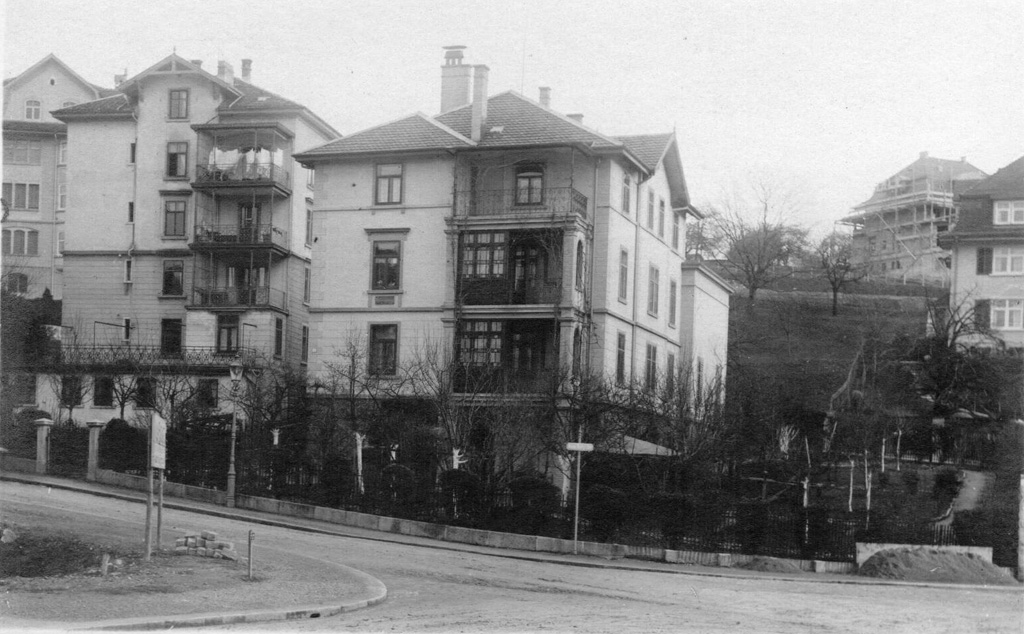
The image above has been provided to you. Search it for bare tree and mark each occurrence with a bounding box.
[817,230,866,316]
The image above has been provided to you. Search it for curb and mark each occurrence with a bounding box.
[3,474,1021,593]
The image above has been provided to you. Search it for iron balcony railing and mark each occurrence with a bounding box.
[191,285,287,310]
[193,223,289,249]
[194,162,291,190]
[453,365,556,394]
[459,278,563,305]
[55,345,257,369]
[455,187,588,220]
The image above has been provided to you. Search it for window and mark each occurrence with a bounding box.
[621,174,631,215]
[305,207,313,244]
[217,315,239,353]
[645,344,657,391]
[618,249,629,302]
[647,191,654,227]
[58,139,67,164]
[516,164,544,205]
[669,280,677,327]
[977,247,993,275]
[994,201,1024,225]
[301,325,310,363]
[2,183,41,210]
[658,199,665,237]
[162,260,184,296]
[60,375,83,407]
[647,266,660,316]
[128,202,135,223]
[369,324,398,374]
[304,267,312,302]
[4,139,42,165]
[123,259,133,282]
[672,212,681,250]
[135,377,157,409]
[666,353,676,393]
[616,332,627,386]
[164,199,186,236]
[575,241,585,290]
[166,142,188,177]
[458,321,503,367]
[93,376,114,407]
[160,319,183,355]
[372,241,401,290]
[2,229,39,256]
[129,142,136,164]
[2,273,29,294]
[991,299,1024,330]
[25,100,41,120]
[461,231,506,278]
[274,318,284,358]
[993,247,1024,275]
[306,168,315,189]
[123,318,132,341]
[57,170,67,210]
[196,379,218,409]
[168,89,189,119]
[375,163,403,204]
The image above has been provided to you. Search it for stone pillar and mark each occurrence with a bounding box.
[86,420,107,481]
[33,418,54,474]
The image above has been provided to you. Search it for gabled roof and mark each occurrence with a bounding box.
[435,91,624,151]
[3,54,103,99]
[117,54,240,99]
[853,154,987,210]
[52,93,133,118]
[960,154,1024,200]
[615,133,675,173]
[297,113,472,159]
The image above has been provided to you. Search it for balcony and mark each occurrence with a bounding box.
[52,345,257,371]
[460,279,562,305]
[192,162,291,194]
[189,285,287,311]
[455,187,588,221]
[454,365,556,394]
[192,223,289,253]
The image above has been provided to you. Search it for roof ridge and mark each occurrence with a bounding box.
[418,112,476,145]
[230,78,302,110]
[500,90,624,147]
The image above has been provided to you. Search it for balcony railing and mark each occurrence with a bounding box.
[455,187,588,221]
[453,365,556,394]
[55,345,257,369]
[194,162,291,190]
[190,285,287,310]
[193,224,289,249]
[460,278,562,305]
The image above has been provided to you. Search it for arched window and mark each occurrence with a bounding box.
[25,100,41,120]
[515,163,544,205]
[2,273,29,294]
[575,240,585,290]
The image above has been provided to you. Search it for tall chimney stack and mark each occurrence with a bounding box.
[241,59,252,82]
[440,46,472,113]
[217,60,234,84]
[471,65,489,142]
[539,87,551,108]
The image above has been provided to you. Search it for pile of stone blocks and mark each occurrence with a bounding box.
[174,530,240,561]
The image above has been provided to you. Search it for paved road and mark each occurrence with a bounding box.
[2,481,1020,633]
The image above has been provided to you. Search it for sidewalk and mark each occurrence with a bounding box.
[2,471,1019,593]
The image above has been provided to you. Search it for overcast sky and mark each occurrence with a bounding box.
[5,0,1022,236]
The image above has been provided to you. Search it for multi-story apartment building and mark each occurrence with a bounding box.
[3,54,107,298]
[939,154,1024,349]
[297,47,730,486]
[841,152,987,286]
[32,54,338,421]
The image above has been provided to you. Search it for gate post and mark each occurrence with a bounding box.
[86,419,107,481]
[33,418,54,474]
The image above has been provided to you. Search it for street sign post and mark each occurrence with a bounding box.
[567,437,594,555]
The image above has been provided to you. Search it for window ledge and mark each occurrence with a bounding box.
[367,289,404,295]
[158,294,186,300]
[164,176,190,181]
[162,236,188,241]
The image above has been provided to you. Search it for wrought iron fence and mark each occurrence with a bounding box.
[193,223,289,249]
[455,187,588,220]
[55,345,258,370]
[190,285,287,310]
[194,162,291,189]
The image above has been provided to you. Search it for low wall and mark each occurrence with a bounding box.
[0,455,36,473]
[856,542,994,567]
[95,469,226,505]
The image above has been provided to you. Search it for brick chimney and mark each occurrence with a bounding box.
[441,46,472,113]
[241,59,252,82]
[217,60,234,84]
[539,87,551,108]
[190,59,203,69]
[567,113,584,124]
[471,65,489,142]
[114,73,127,86]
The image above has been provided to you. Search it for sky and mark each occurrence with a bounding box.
[5,0,1022,238]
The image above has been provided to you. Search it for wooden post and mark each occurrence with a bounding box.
[156,469,165,551]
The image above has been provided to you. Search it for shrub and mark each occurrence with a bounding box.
[99,418,147,474]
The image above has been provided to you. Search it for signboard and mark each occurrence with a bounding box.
[566,442,594,452]
[150,412,167,470]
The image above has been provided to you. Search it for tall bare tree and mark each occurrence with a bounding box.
[817,230,865,316]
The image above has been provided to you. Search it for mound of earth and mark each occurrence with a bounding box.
[858,548,1017,585]
[734,556,805,574]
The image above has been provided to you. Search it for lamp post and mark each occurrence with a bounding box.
[226,359,243,507]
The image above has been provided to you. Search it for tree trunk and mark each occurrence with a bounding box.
[896,430,903,471]
[848,457,855,512]
[880,437,886,473]
[832,287,839,316]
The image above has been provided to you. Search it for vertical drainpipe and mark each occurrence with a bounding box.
[582,147,595,374]
[630,168,642,385]
[51,133,61,294]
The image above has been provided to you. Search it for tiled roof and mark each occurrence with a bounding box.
[51,94,132,117]
[297,113,472,157]
[615,133,674,172]
[854,155,987,209]
[960,154,1024,199]
[436,91,623,150]
[2,120,66,134]
[225,79,304,112]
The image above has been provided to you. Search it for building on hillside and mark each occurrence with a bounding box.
[2,54,109,299]
[296,47,731,491]
[27,54,338,423]
[939,154,1024,349]
[840,152,987,286]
